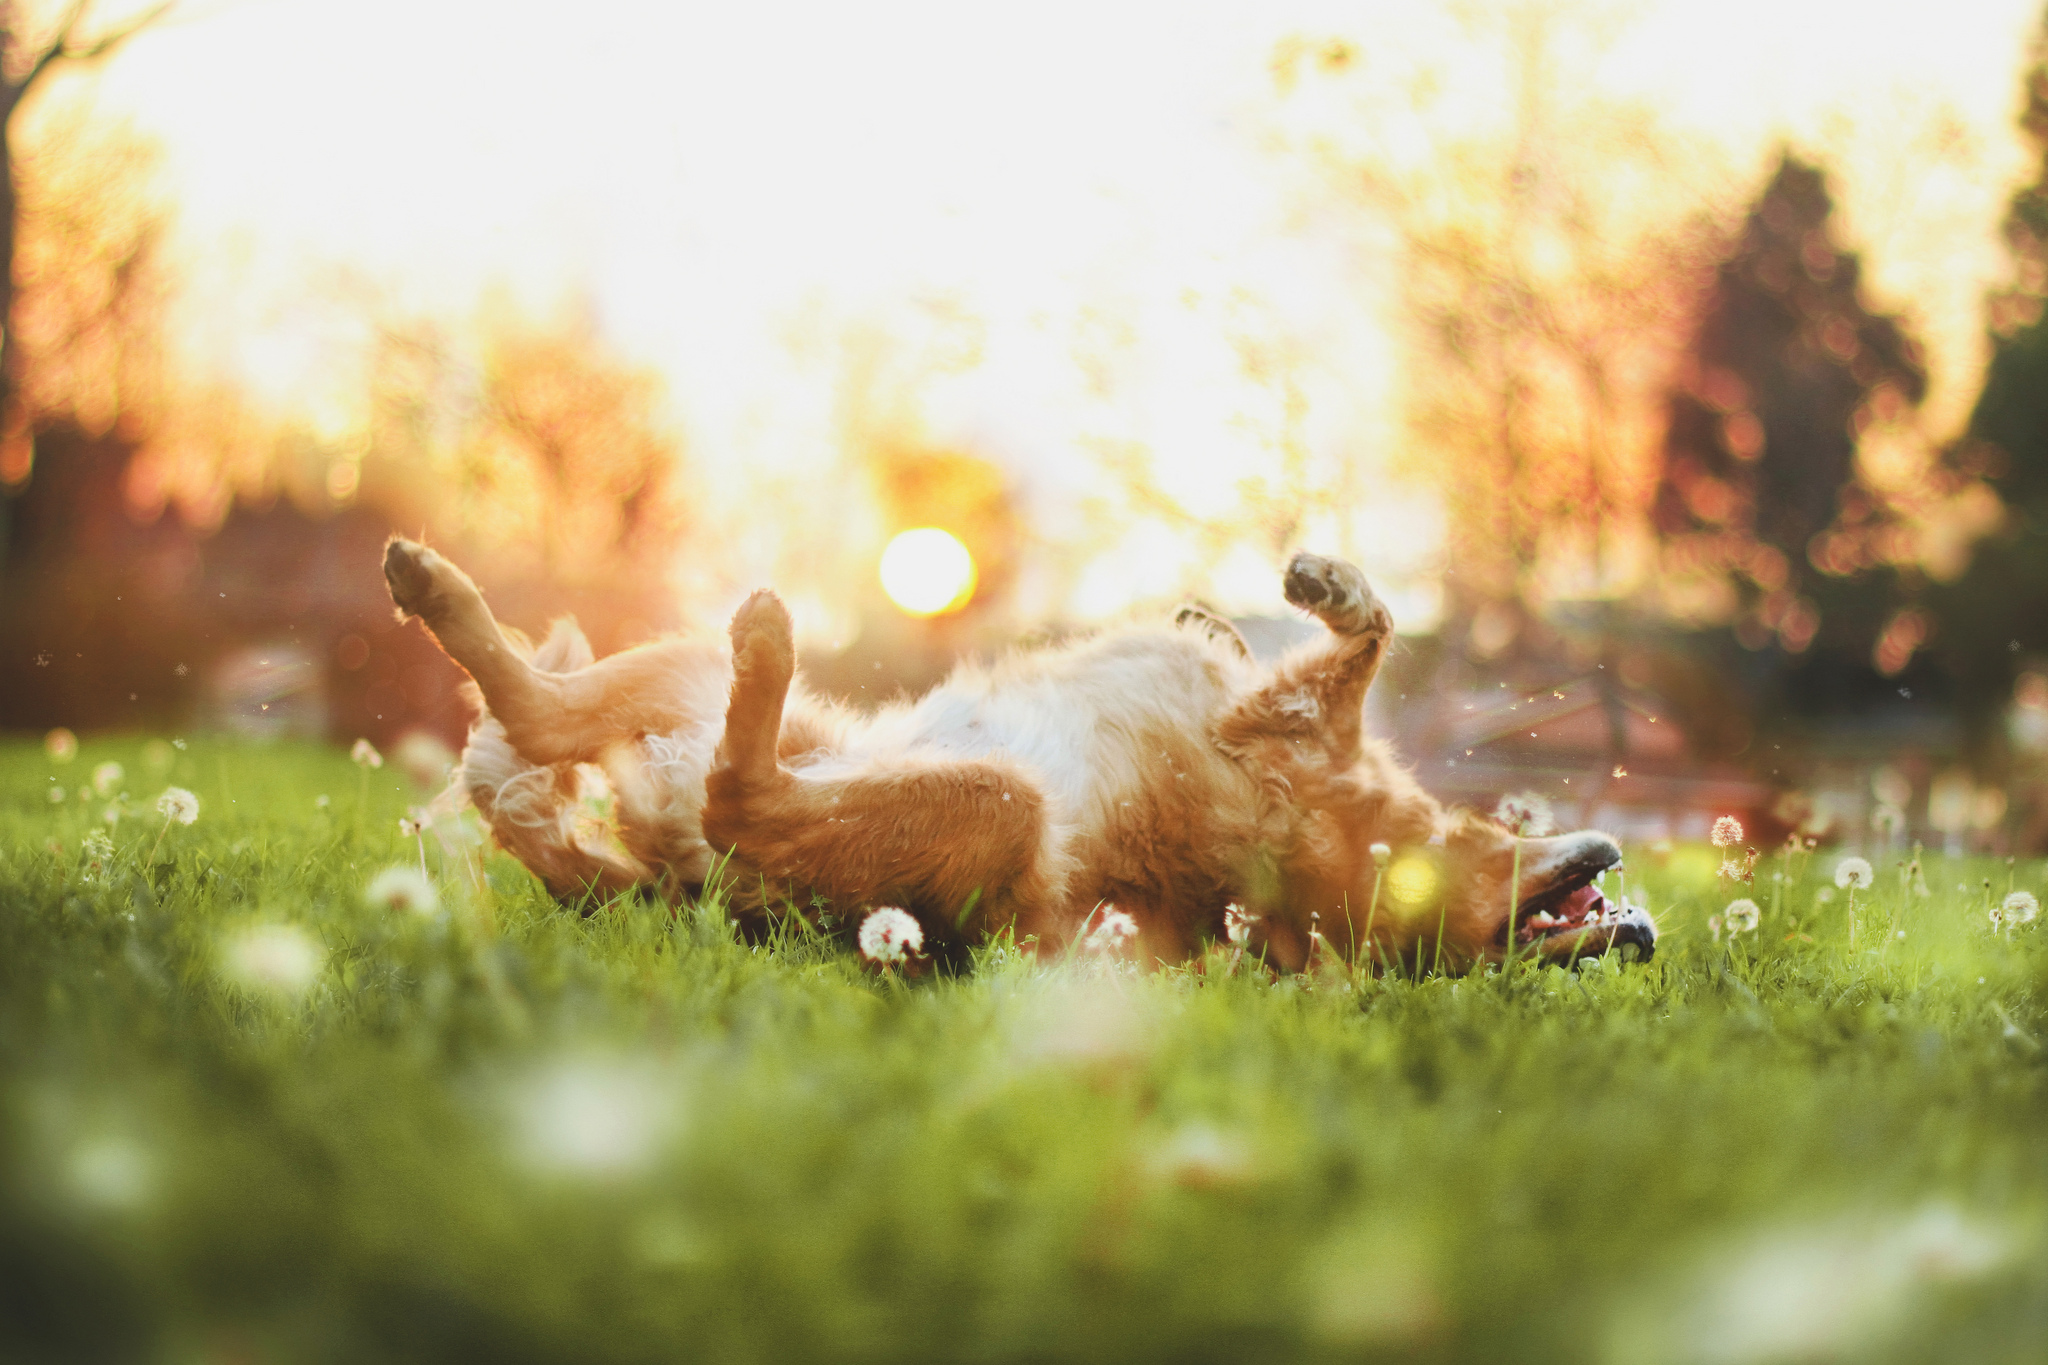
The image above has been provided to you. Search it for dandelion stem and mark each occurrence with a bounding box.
[1504,843,1522,975]
[1362,869,1383,977]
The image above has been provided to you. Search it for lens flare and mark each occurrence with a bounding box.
[879,528,977,617]
[1386,855,1440,910]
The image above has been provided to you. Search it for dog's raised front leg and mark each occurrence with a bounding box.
[384,537,720,767]
[704,592,1066,943]
[1216,551,1394,766]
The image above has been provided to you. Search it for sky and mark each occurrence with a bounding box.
[42,0,2048,626]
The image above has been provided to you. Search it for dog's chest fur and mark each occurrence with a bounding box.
[791,626,1267,894]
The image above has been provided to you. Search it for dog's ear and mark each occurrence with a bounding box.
[531,618,595,671]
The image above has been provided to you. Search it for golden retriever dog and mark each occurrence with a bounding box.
[382,538,1654,971]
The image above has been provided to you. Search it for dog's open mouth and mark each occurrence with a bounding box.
[1500,853,1656,964]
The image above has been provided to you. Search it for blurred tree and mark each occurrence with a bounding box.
[0,0,169,441]
[1649,152,1931,688]
[461,318,687,584]
[330,307,694,654]
[1925,8,2048,741]
[1278,7,1717,664]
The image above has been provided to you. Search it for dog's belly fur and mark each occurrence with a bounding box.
[778,629,1266,941]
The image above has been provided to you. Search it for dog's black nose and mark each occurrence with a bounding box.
[1608,904,1656,963]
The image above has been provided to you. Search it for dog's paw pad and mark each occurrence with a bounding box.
[383,538,441,618]
[1283,552,1388,636]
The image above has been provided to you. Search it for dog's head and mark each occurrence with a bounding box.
[1428,813,1649,966]
[1356,810,1649,969]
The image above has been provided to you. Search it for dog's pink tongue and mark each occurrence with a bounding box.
[1557,883,1604,922]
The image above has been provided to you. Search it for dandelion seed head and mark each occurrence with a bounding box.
[365,865,440,917]
[65,1135,152,1212]
[154,786,198,826]
[1224,903,1258,946]
[220,923,323,998]
[1711,815,1745,848]
[1084,907,1139,955]
[1834,857,1874,890]
[1369,842,1391,867]
[91,762,124,798]
[1724,898,1760,934]
[1494,791,1554,837]
[858,906,923,964]
[2002,890,2038,925]
[510,1054,677,1177]
[44,727,77,763]
[1150,1122,1257,1189]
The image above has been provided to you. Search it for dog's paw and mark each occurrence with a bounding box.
[383,537,441,619]
[728,590,796,688]
[1283,552,1391,638]
[1174,602,1252,660]
[384,536,486,627]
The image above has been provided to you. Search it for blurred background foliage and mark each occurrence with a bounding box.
[9,1,2048,848]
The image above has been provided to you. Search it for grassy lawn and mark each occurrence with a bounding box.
[3,734,2046,1363]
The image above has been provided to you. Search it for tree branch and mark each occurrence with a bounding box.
[20,0,171,99]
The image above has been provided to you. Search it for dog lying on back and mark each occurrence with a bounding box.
[383,539,1653,970]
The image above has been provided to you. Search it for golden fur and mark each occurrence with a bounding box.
[383,540,1649,970]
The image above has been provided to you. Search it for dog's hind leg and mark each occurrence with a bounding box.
[384,537,722,768]
[449,621,654,904]
[704,591,1069,944]
[1216,552,1394,765]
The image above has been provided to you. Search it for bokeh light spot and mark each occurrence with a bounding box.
[1386,855,1440,909]
[880,528,977,617]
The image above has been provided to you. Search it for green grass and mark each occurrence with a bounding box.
[3,735,2047,1363]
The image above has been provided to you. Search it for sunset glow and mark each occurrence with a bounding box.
[879,528,977,618]
[26,0,2041,625]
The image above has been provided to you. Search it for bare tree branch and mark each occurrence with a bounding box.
[19,0,172,99]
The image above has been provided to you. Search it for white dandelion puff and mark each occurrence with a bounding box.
[154,787,199,826]
[510,1054,678,1178]
[1834,857,1874,890]
[91,761,124,798]
[1724,898,1760,935]
[1084,907,1139,955]
[858,907,923,964]
[2003,891,2038,926]
[44,727,77,763]
[1711,815,1745,848]
[66,1135,153,1211]
[364,865,440,917]
[1494,791,1554,836]
[1369,842,1392,867]
[220,923,323,998]
[350,738,384,769]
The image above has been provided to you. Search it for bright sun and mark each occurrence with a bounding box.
[879,528,977,617]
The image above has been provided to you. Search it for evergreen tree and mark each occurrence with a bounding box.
[1651,151,1935,721]
[1930,12,2048,734]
